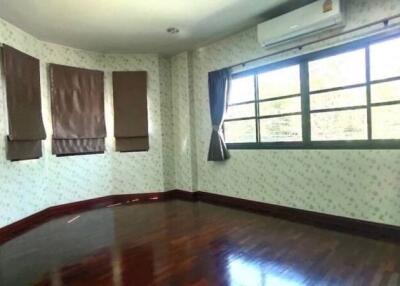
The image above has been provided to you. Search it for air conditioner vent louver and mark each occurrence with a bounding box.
[257,0,345,48]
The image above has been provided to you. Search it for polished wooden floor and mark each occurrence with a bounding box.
[1,200,399,286]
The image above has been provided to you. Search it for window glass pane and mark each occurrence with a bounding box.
[310,87,366,110]
[370,37,400,80]
[226,103,255,119]
[372,104,400,139]
[224,120,256,143]
[371,80,400,104]
[260,115,302,142]
[229,75,254,104]
[259,97,301,116]
[258,65,300,99]
[309,49,366,91]
[311,109,367,141]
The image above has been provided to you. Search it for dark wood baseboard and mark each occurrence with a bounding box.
[1,189,399,245]
[170,189,196,201]
[189,191,400,242]
[165,190,400,242]
[0,191,173,244]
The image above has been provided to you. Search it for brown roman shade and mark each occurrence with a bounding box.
[49,64,106,155]
[2,45,46,161]
[112,71,148,152]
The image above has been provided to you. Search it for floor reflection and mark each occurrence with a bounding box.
[228,255,304,286]
[1,200,399,286]
[120,245,154,286]
[0,207,117,286]
[47,248,113,286]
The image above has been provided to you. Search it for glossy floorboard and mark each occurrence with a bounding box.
[0,200,399,286]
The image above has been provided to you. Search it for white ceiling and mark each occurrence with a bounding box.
[0,0,315,55]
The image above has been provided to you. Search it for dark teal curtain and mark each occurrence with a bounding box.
[207,68,231,161]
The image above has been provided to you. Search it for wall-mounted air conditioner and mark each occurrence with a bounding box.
[257,0,345,48]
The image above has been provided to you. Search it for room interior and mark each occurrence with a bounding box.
[0,0,400,285]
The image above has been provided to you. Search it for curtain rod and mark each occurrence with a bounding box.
[1,14,400,58]
[227,13,400,71]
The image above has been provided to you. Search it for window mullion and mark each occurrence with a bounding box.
[300,61,311,143]
[366,46,372,140]
[254,74,261,143]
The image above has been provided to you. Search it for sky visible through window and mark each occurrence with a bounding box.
[224,35,400,147]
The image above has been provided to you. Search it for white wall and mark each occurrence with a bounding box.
[0,19,168,227]
[171,0,400,226]
[1,0,400,228]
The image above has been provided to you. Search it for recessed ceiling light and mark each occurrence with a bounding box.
[166,27,179,34]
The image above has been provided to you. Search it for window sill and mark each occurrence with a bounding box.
[226,140,400,150]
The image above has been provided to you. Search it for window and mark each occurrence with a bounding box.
[309,49,368,141]
[224,33,400,149]
[225,75,256,143]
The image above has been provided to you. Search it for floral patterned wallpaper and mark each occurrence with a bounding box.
[185,0,400,226]
[158,56,176,191]
[170,53,196,191]
[0,18,166,227]
[1,0,400,228]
